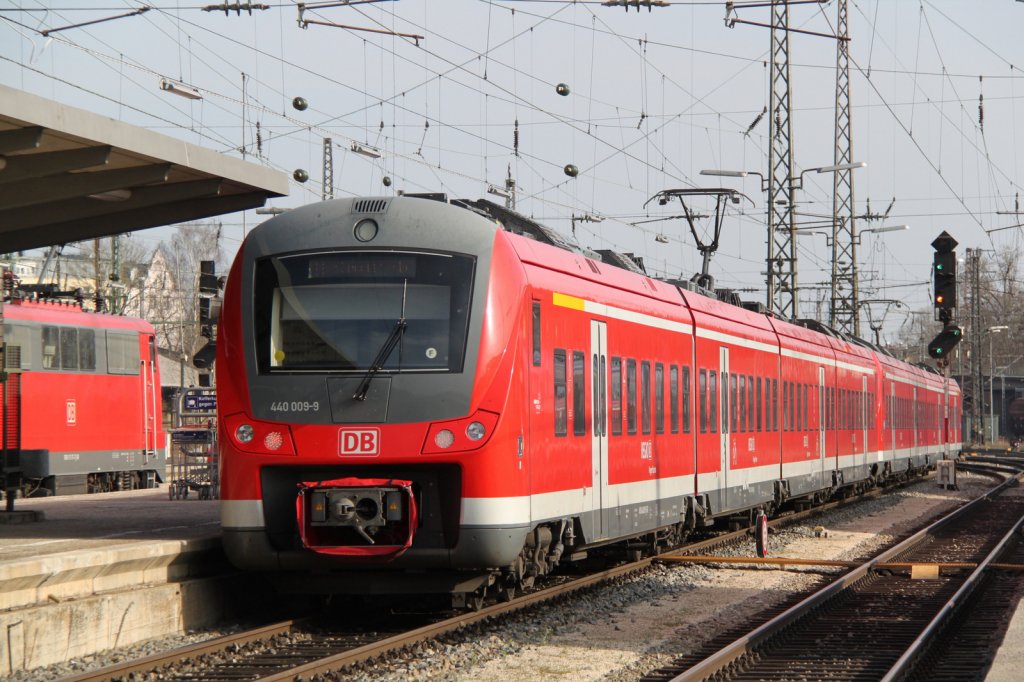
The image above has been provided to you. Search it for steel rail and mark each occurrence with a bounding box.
[663,468,1023,682]
[880,502,1024,681]
[60,619,303,682]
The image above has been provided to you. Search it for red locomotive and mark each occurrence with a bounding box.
[217,195,961,603]
[1,284,166,497]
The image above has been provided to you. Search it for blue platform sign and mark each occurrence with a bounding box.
[183,390,217,412]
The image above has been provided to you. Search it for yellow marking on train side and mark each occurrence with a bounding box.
[552,292,585,310]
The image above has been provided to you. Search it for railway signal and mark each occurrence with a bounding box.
[931,231,958,317]
[928,323,963,360]
[194,260,221,370]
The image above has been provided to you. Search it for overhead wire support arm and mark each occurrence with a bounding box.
[725,1,846,41]
[40,7,149,37]
[297,2,424,45]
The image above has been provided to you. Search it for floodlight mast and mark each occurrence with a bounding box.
[644,188,753,290]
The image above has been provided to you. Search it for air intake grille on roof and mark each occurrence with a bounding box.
[353,199,389,214]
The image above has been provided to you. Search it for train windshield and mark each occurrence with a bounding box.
[253,251,475,373]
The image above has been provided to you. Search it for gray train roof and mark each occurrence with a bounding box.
[0,85,288,251]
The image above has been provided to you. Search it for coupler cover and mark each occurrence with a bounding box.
[295,477,418,559]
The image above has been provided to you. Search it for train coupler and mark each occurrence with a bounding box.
[295,477,418,559]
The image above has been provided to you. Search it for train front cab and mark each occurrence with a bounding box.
[218,197,546,593]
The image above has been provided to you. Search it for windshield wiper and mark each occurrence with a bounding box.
[353,318,406,401]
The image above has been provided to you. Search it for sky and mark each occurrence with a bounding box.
[3,0,1024,344]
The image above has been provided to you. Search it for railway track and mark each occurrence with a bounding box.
[61,475,931,682]
[640,461,1024,682]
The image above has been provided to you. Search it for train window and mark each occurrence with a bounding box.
[41,326,59,369]
[627,359,638,435]
[79,329,96,371]
[573,351,586,436]
[641,361,652,435]
[773,379,779,431]
[795,382,801,431]
[600,356,607,435]
[611,358,622,436]
[709,370,718,434]
[699,369,707,434]
[554,350,567,437]
[592,354,607,437]
[796,382,803,431]
[782,381,789,431]
[748,375,755,433]
[254,251,474,374]
[532,302,542,366]
[682,366,691,434]
[756,377,763,432]
[59,328,79,370]
[670,365,679,434]
[804,384,810,431]
[106,332,141,375]
[828,387,834,430]
[741,372,749,430]
[792,382,798,431]
[730,373,738,433]
[655,363,665,435]
[793,382,799,431]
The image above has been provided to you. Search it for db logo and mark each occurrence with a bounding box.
[339,428,380,457]
[66,400,77,426]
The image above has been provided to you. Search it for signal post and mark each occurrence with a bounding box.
[929,232,960,460]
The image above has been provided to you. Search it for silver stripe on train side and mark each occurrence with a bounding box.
[780,347,876,375]
[696,327,779,355]
[222,499,266,528]
[462,474,696,527]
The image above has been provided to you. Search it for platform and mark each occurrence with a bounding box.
[0,488,229,674]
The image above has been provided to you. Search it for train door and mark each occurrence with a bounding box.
[589,320,608,541]
[912,386,919,460]
[890,381,896,456]
[818,367,826,483]
[719,346,731,510]
[142,335,158,462]
[858,375,868,478]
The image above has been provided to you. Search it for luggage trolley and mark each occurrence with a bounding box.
[169,388,218,500]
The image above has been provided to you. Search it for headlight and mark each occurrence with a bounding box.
[466,421,486,441]
[353,218,379,242]
[235,424,255,443]
[434,429,455,449]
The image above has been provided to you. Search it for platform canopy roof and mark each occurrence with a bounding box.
[0,85,289,252]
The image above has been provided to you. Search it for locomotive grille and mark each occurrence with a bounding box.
[353,199,389,214]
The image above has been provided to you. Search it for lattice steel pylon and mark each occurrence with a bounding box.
[767,1,798,320]
[322,137,334,201]
[831,0,858,336]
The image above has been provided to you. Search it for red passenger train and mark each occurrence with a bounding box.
[217,195,961,602]
[1,286,166,497]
